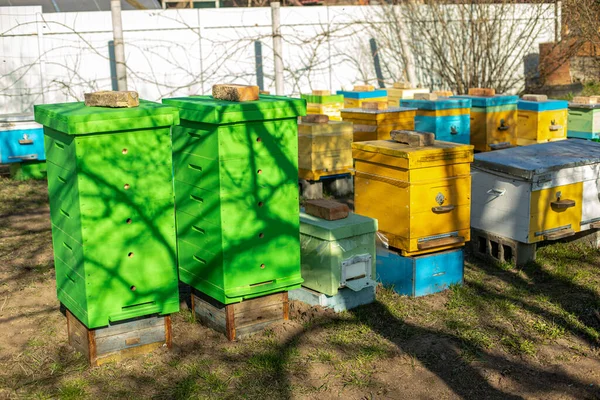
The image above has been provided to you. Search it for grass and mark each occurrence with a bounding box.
[1,179,600,398]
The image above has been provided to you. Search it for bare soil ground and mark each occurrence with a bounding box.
[1,177,600,399]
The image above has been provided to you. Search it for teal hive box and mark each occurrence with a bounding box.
[163,95,306,305]
[376,246,464,297]
[299,211,377,296]
[34,100,181,329]
[567,103,600,140]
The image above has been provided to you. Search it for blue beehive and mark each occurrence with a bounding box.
[0,114,45,164]
[376,247,464,297]
[400,98,472,144]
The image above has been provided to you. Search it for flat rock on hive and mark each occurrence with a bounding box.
[393,82,412,89]
[434,90,453,97]
[391,130,435,147]
[305,199,350,221]
[522,94,548,102]
[468,88,496,97]
[212,84,259,102]
[84,91,139,108]
[362,101,388,110]
[302,114,329,123]
[414,93,438,101]
[353,85,375,92]
[312,90,331,96]
[572,96,597,105]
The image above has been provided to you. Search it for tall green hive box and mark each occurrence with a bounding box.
[162,95,306,305]
[299,211,377,296]
[34,100,181,329]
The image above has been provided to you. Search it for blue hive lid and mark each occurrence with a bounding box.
[452,95,518,107]
[400,98,471,110]
[337,89,387,99]
[518,99,568,112]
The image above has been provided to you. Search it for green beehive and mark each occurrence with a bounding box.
[162,95,306,304]
[34,100,181,329]
[299,211,377,296]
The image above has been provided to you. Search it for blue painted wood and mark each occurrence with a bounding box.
[518,99,568,112]
[376,247,464,297]
[0,126,46,163]
[452,95,518,107]
[400,98,471,110]
[567,130,600,140]
[336,90,387,99]
[414,114,470,144]
[473,139,600,180]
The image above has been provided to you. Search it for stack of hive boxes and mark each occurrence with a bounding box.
[400,94,471,144]
[163,87,305,340]
[337,85,387,108]
[471,140,600,266]
[567,96,600,141]
[387,82,429,107]
[341,102,416,142]
[301,90,344,121]
[453,88,518,152]
[289,200,378,311]
[298,114,354,181]
[353,131,473,296]
[517,94,568,146]
[34,93,180,365]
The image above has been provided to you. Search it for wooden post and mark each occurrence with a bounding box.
[110,0,128,91]
[271,2,284,95]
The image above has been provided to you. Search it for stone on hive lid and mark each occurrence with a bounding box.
[391,130,435,147]
[212,84,259,102]
[353,85,375,92]
[84,91,139,108]
[305,199,350,221]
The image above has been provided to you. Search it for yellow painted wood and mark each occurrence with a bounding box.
[353,130,378,142]
[417,108,470,117]
[529,182,583,243]
[341,111,416,123]
[387,88,429,106]
[307,103,344,121]
[470,109,517,152]
[517,109,568,145]
[298,121,353,174]
[298,167,354,181]
[298,121,353,136]
[344,97,387,108]
[353,139,473,255]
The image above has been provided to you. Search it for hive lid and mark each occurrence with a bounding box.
[518,99,568,112]
[298,120,353,135]
[300,211,378,240]
[452,95,518,107]
[400,98,471,110]
[162,95,305,124]
[336,89,387,99]
[341,106,416,114]
[473,140,600,180]
[352,139,473,167]
[301,93,344,104]
[567,102,600,109]
[34,100,179,135]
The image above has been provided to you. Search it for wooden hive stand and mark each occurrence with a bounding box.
[191,291,289,341]
[66,310,172,367]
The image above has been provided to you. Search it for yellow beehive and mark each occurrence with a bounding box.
[341,105,416,142]
[353,137,474,256]
[387,82,429,106]
[338,87,387,109]
[301,91,344,121]
[517,96,569,146]
[298,115,354,180]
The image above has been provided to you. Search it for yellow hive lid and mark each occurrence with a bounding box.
[298,120,353,135]
[352,139,473,168]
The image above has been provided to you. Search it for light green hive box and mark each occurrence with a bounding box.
[299,211,377,296]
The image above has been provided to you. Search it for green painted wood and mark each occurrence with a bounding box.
[9,161,47,180]
[36,101,180,329]
[165,95,305,304]
[299,212,377,296]
[34,100,179,135]
[301,94,344,104]
[568,108,600,134]
[162,95,305,124]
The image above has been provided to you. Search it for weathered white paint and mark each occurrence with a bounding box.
[0,4,555,114]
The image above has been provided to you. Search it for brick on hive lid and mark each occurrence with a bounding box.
[259,90,270,95]
[393,81,412,89]
[301,114,329,123]
[391,130,435,147]
[414,93,438,101]
[572,96,597,105]
[305,199,350,221]
[312,89,331,96]
[522,94,548,102]
[212,84,259,102]
[589,96,600,103]
[468,88,496,97]
[362,101,388,110]
[434,90,453,97]
[84,91,139,108]
[353,85,375,92]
